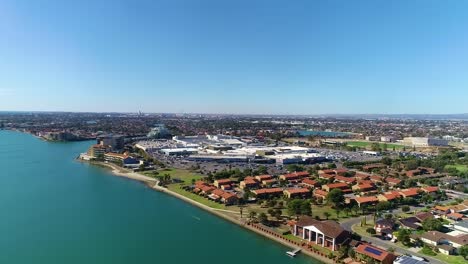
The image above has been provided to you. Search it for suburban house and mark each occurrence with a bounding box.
[422,186,439,194]
[369,175,383,184]
[208,189,238,205]
[322,182,351,193]
[418,230,468,255]
[334,176,357,185]
[313,189,329,203]
[354,196,379,207]
[251,188,284,198]
[240,176,259,190]
[399,188,421,198]
[352,183,376,193]
[446,213,464,221]
[255,174,273,182]
[377,192,400,202]
[279,171,309,182]
[384,177,402,187]
[374,218,395,237]
[284,188,310,199]
[300,178,320,189]
[291,216,350,251]
[399,217,422,230]
[355,243,396,264]
[214,179,232,188]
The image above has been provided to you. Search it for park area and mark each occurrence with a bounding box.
[445,164,468,173]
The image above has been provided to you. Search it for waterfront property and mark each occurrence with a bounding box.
[291,216,350,251]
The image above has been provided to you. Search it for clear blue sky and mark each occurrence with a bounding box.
[1,0,467,115]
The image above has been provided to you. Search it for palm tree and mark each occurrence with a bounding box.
[249,211,257,221]
[344,207,351,217]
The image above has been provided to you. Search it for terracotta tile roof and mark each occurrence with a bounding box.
[356,243,395,262]
[255,174,273,181]
[422,186,439,193]
[399,188,420,197]
[283,171,309,178]
[301,178,318,186]
[354,183,375,190]
[385,177,402,185]
[321,169,336,175]
[221,192,237,200]
[355,196,379,204]
[382,193,399,200]
[319,174,336,179]
[215,179,232,184]
[415,212,433,222]
[211,189,225,196]
[314,189,329,197]
[325,182,349,189]
[242,179,258,185]
[252,188,283,195]
[335,176,356,183]
[200,186,216,193]
[295,216,348,238]
[284,188,310,194]
[370,175,383,182]
[447,213,464,220]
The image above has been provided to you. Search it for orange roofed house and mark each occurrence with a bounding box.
[355,243,396,264]
[214,179,233,188]
[240,176,259,190]
[252,188,284,199]
[284,188,310,199]
[300,178,320,189]
[292,216,350,251]
[322,182,352,193]
[355,196,379,207]
[279,171,309,182]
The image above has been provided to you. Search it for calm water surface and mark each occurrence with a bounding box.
[0,130,320,264]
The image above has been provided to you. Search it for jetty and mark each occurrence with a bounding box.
[286,248,301,257]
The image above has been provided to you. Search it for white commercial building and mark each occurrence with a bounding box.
[403,137,449,147]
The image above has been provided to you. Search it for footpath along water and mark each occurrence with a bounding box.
[0,130,321,264]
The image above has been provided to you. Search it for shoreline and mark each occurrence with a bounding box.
[80,159,335,264]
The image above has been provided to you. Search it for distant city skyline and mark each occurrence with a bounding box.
[1,0,468,115]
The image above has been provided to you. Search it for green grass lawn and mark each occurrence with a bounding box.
[420,248,467,264]
[312,204,355,220]
[283,233,303,243]
[346,141,405,150]
[445,164,468,173]
[432,253,467,264]
[166,184,229,210]
[144,168,204,183]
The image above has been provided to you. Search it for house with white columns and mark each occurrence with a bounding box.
[292,216,350,251]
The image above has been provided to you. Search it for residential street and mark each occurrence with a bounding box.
[340,216,444,264]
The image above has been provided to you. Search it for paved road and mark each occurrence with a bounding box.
[340,216,443,264]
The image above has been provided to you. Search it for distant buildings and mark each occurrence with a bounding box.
[147,124,171,139]
[87,144,107,158]
[403,137,449,147]
[97,134,125,150]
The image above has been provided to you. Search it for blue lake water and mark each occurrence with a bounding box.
[0,130,320,264]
